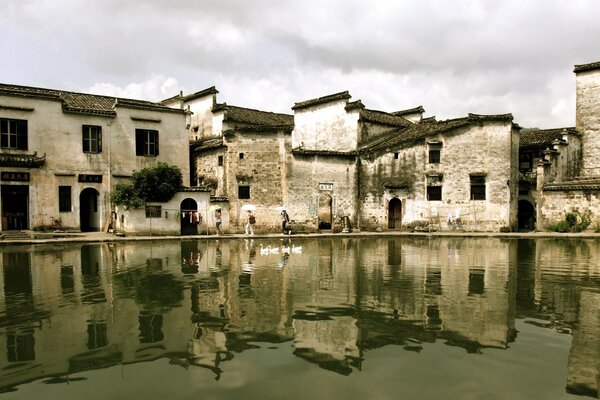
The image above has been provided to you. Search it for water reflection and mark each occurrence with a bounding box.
[0,238,598,398]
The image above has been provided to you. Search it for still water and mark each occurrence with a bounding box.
[0,237,598,399]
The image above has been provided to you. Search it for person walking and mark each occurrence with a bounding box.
[245,210,255,235]
[280,210,290,234]
[214,209,222,235]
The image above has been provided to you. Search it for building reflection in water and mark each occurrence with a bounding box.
[0,238,597,398]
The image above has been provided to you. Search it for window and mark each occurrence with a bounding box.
[470,176,486,200]
[145,205,162,218]
[218,155,224,166]
[239,152,245,159]
[427,186,442,201]
[135,129,159,156]
[428,142,442,164]
[87,322,108,350]
[58,186,72,212]
[519,153,532,171]
[139,312,164,343]
[394,152,399,159]
[82,125,102,153]
[238,185,250,199]
[7,333,35,362]
[0,118,28,150]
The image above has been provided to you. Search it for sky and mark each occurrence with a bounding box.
[1,0,599,128]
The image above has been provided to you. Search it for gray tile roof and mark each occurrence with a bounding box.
[360,113,514,156]
[544,176,600,191]
[392,106,425,116]
[574,61,600,73]
[0,83,184,116]
[520,127,577,147]
[191,137,224,153]
[214,104,293,127]
[292,91,351,111]
[359,108,412,127]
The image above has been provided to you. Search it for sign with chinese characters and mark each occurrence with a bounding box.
[318,183,333,191]
[1,171,30,182]
[78,174,103,183]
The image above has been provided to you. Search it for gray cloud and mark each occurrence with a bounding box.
[0,0,598,128]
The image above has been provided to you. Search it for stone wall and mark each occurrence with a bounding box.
[538,188,600,227]
[286,154,357,230]
[576,67,600,176]
[360,120,518,231]
[223,131,290,230]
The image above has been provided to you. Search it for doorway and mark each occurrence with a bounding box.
[80,188,100,232]
[318,194,332,230]
[388,198,403,229]
[518,200,535,231]
[1,185,29,230]
[181,198,198,235]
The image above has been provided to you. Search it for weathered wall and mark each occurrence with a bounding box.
[0,93,188,232]
[577,68,600,176]
[538,189,600,227]
[286,154,357,230]
[292,101,359,152]
[360,121,517,231]
[115,191,211,235]
[223,130,291,230]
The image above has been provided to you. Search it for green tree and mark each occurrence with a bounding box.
[111,162,183,208]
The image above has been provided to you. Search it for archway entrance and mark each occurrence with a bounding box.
[518,200,536,231]
[318,194,332,230]
[180,198,198,235]
[80,188,100,232]
[1,185,29,230]
[388,198,402,229]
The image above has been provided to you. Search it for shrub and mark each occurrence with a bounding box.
[546,210,592,233]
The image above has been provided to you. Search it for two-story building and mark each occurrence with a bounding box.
[0,83,190,233]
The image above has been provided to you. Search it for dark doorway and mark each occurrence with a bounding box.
[80,188,100,232]
[318,194,332,230]
[1,185,29,230]
[181,198,198,235]
[518,200,535,231]
[388,198,402,229]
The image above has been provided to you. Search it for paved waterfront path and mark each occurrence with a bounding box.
[2,229,600,245]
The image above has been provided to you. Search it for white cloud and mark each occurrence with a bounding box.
[87,75,180,101]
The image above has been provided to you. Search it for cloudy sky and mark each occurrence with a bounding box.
[1,0,599,128]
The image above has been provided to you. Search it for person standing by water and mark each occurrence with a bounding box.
[214,209,222,236]
[245,210,255,235]
[280,210,290,234]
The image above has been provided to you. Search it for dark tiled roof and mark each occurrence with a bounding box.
[574,61,600,73]
[421,116,437,123]
[0,83,184,116]
[544,176,600,191]
[360,118,470,154]
[210,196,229,202]
[292,148,357,158]
[215,104,293,127]
[360,113,513,155]
[392,106,425,116]
[191,137,224,152]
[292,91,351,111]
[0,152,45,168]
[161,87,219,105]
[359,108,412,127]
[182,186,212,192]
[520,127,577,147]
[345,100,365,111]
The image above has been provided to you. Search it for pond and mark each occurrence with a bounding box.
[0,237,598,399]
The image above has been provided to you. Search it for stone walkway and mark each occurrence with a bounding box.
[1,229,600,246]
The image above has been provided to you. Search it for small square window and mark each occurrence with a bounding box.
[82,125,102,153]
[136,129,159,156]
[427,186,442,201]
[238,185,250,199]
[470,176,486,200]
[218,155,224,166]
[145,205,162,218]
[0,118,28,150]
[239,153,245,159]
[394,152,399,159]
